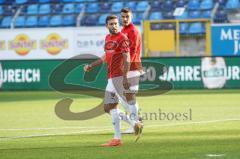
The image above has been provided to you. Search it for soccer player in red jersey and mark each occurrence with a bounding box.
[84,15,143,146]
[120,8,144,134]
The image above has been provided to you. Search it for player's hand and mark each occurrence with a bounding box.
[139,69,146,76]
[84,64,92,72]
[123,76,130,90]
[163,66,167,73]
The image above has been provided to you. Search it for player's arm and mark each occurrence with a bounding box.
[84,55,106,72]
[122,51,130,89]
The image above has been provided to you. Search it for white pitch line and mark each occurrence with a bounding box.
[206,154,225,157]
[0,118,239,142]
[0,126,112,131]
[0,118,239,131]
[0,128,113,141]
[145,118,240,128]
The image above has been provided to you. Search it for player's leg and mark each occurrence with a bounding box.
[119,94,136,134]
[113,75,143,140]
[101,80,122,147]
[121,71,142,122]
[124,75,143,141]
[124,92,143,141]
[104,102,121,141]
[109,77,135,127]
[125,92,139,121]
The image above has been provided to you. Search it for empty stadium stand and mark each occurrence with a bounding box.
[0,0,239,32]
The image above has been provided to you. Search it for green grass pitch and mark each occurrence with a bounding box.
[0,90,240,159]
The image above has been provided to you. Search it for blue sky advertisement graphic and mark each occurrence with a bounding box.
[211,24,240,56]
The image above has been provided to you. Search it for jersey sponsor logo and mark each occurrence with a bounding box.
[104,41,118,53]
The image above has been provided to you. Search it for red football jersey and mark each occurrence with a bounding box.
[121,23,142,71]
[104,32,130,79]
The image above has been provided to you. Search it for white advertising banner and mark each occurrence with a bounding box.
[0,28,76,60]
[0,27,108,60]
[74,27,107,58]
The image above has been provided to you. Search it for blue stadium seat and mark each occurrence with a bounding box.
[200,0,213,10]
[63,3,75,14]
[218,0,227,9]
[0,6,3,15]
[189,22,203,34]
[28,0,38,4]
[219,0,227,5]
[136,1,149,12]
[163,11,174,19]
[149,12,163,20]
[50,0,61,3]
[150,23,162,30]
[126,2,137,11]
[100,2,111,12]
[1,16,12,28]
[162,0,174,11]
[82,14,98,26]
[111,2,123,12]
[98,13,108,25]
[25,16,38,27]
[175,11,188,19]
[62,0,75,3]
[38,15,49,27]
[75,0,85,2]
[189,10,201,18]
[86,3,99,13]
[52,4,62,14]
[86,0,97,2]
[176,0,186,7]
[20,6,28,15]
[3,5,15,15]
[75,3,85,13]
[63,15,75,26]
[226,0,240,9]
[50,15,62,26]
[179,23,188,34]
[133,12,144,24]
[38,0,50,3]
[1,0,12,5]
[0,0,4,4]
[151,1,161,11]
[188,0,200,10]
[165,23,175,30]
[39,4,51,14]
[15,0,27,4]
[27,4,38,15]
[202,10,211,18]
[15,16,25,27]
[214,9,228,22]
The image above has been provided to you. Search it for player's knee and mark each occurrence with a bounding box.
[127,99,136,105]
[125,93,136,103]
[104,104,117,113]
[104,104,110,113]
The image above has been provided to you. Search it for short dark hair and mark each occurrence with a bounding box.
[105,15,118,24]
[121,8,132,13]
